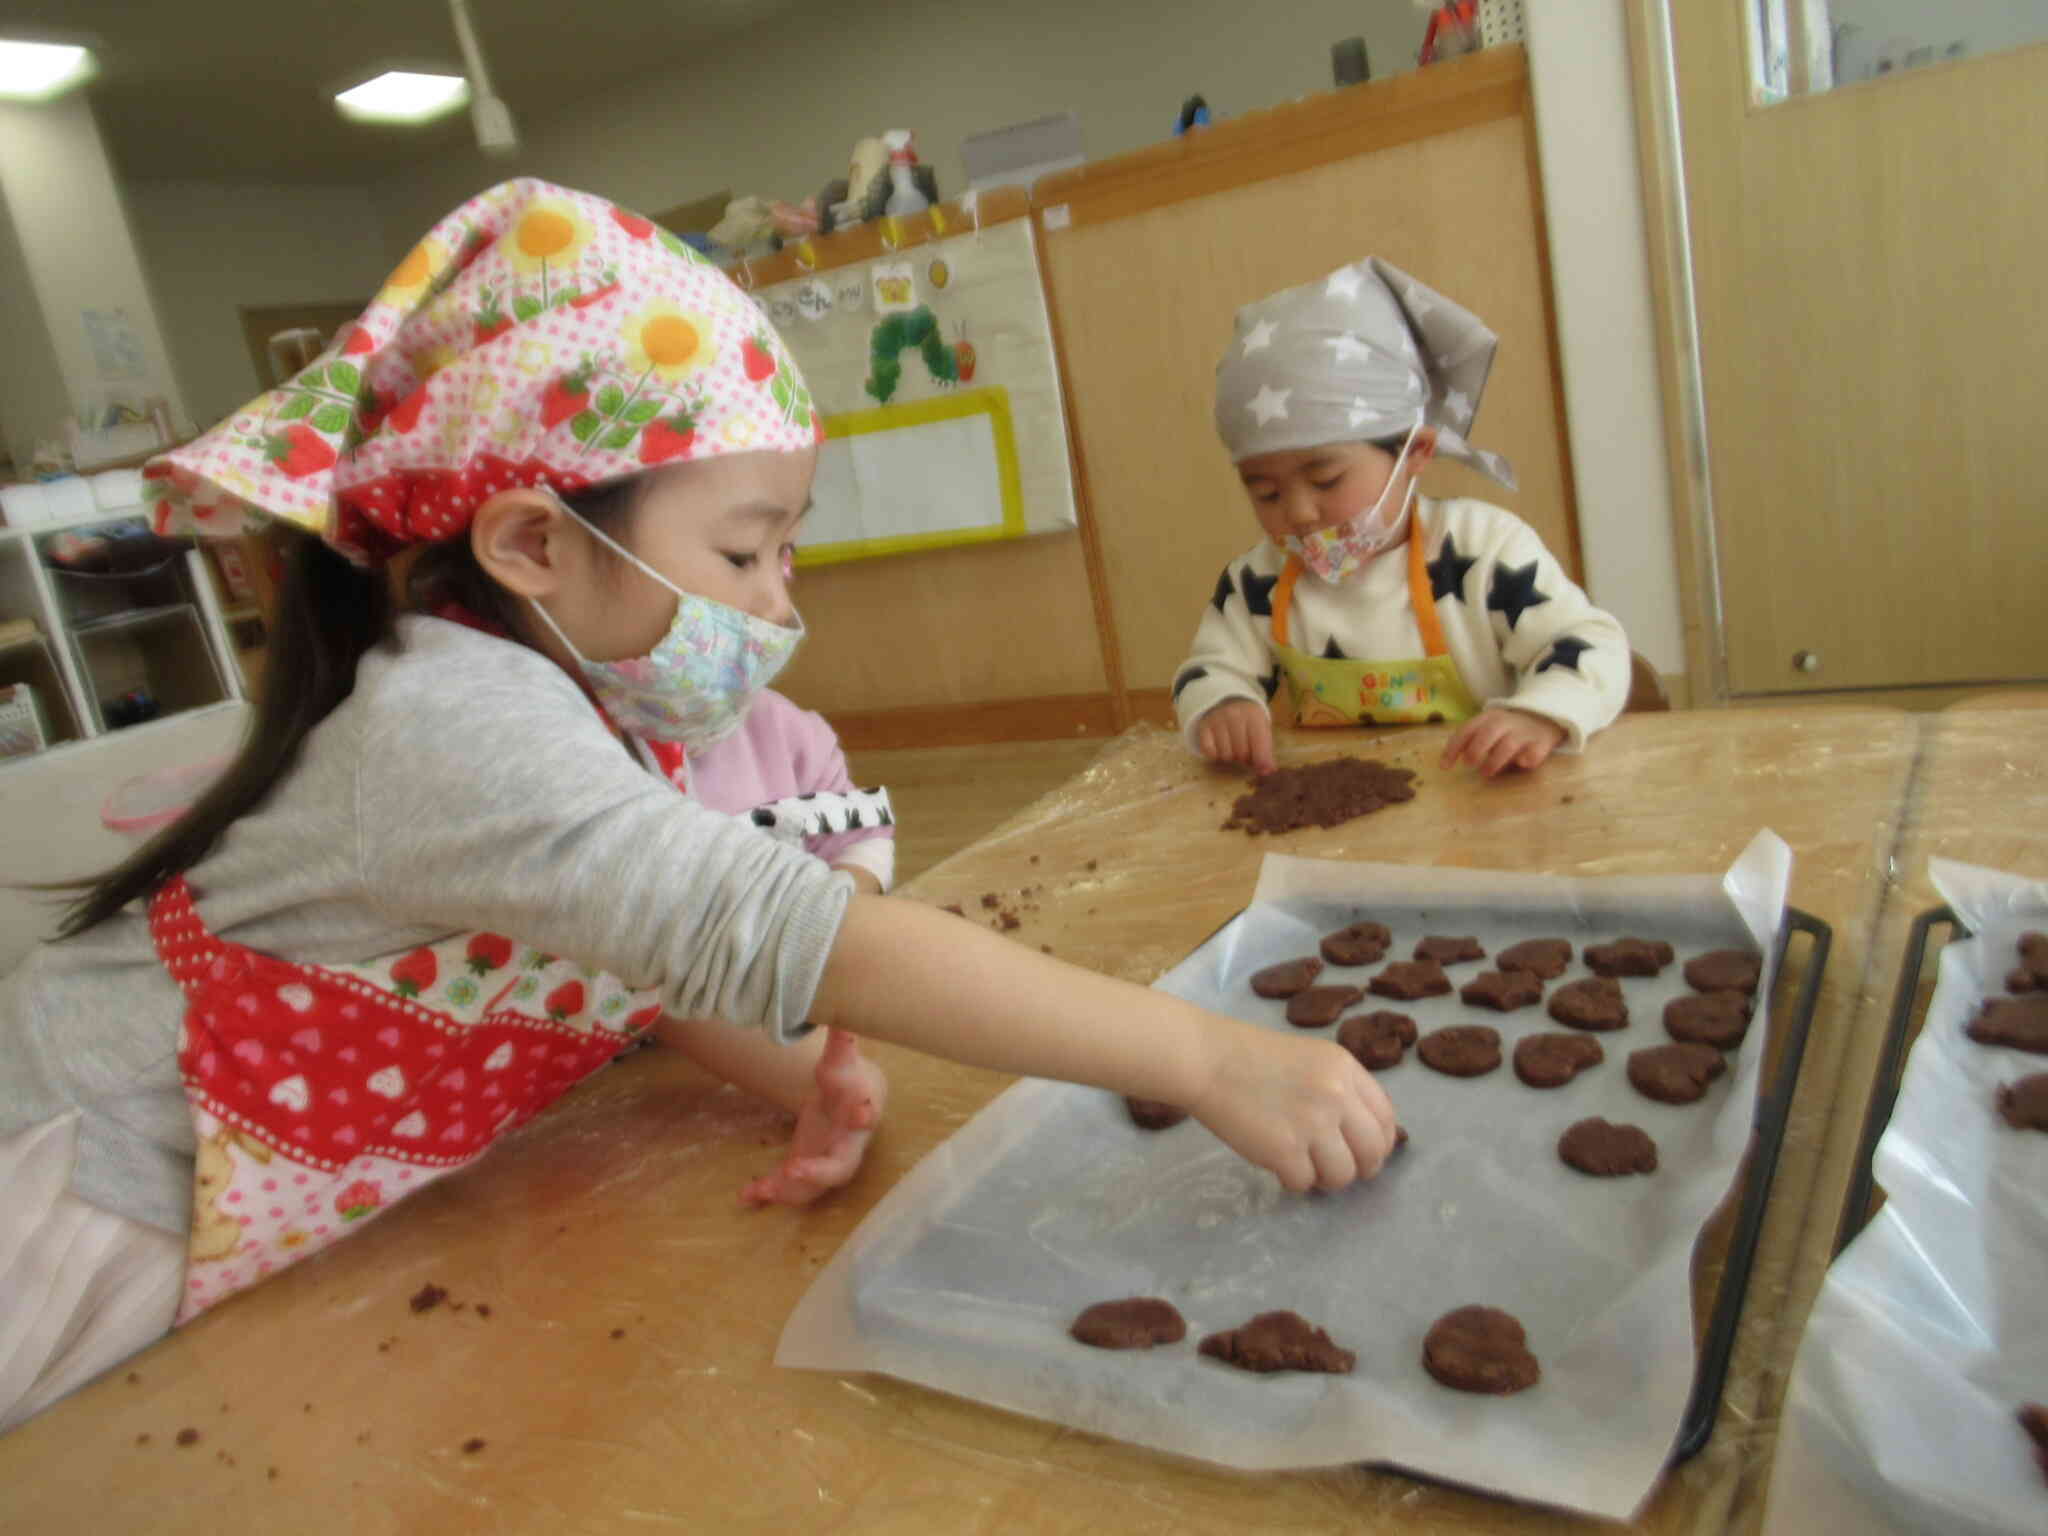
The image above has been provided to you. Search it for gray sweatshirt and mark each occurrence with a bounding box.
[0,617,852,1234]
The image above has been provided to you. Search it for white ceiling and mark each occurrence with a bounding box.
[6,0,793,183]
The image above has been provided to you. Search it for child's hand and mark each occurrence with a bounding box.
[1187,1029,1398,1192]
[1197,698,1278,776]
[1440,707,1566,778]
[739,1028,887,1207]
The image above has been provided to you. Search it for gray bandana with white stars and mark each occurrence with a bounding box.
[1213,256,1516,490]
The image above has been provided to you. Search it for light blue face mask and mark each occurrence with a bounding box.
[527,500,803,749]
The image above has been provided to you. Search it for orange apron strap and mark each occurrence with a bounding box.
[1409,525,1449,659]
[1270,557,1303,651]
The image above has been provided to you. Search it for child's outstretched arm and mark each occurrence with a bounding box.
[1173,555,1285,774]
[809,896,1399,1192]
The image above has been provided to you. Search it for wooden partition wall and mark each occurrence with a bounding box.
[775,47,1578,748]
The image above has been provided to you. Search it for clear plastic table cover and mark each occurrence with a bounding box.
[780,831,1793,1521]
[1761,858,2048,1536]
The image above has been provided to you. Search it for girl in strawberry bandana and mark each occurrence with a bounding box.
[0,181,1398,1430]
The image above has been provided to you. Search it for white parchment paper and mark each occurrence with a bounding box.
[780,831,1793,1521]
[1762,859,2048,1536]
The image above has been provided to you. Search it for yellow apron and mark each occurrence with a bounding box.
[1270,531,1482,728]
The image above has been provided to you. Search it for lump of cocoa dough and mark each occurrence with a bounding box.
[1995,1073,2048,1132]
[1285,984,1364,1029]
[1414,935,1486,966]
[1416,1024,1502,1078]
[2017,932,2048,988]
[1968,995,2048,1053]
[1683,948,1763,995]
[1664,992,1753,1050]
[1370,957,1452,1001]
[1198,1310,1355,1374]
[1547,976,1628,1031]
[1496,938,1574,980]
[1460,969,1544,1012]
[1250,956,1324,999]
[1628,1042,1727,1104]
[1125,1096,1188,1131]
[1584,937,1675,978]
[1071,1297,1188,1349]
[1513,1032,1604,1088]
[1337,1010,1418,1070]
[1222,757,1418,836]
[1558,1117,1659,1176]
[1422,1306,1539,1394]
[1320,921,1392,967]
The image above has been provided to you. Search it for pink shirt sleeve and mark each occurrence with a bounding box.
[687,692,893,876]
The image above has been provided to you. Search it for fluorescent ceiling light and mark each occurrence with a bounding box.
[0,40,95,100]
[334,70,469,124]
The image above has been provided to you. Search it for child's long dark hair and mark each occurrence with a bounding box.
[56,479,636,939]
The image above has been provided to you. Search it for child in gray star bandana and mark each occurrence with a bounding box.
[1173,256,1631,776]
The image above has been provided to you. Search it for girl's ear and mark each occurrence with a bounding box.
[471,490,576,598]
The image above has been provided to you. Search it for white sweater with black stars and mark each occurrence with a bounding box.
[1172,496,1630,751]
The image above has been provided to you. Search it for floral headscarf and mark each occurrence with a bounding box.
[146,179,821,560]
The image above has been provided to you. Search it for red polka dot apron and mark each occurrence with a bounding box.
[148,877,663,1321]
[1268,529,1481,728]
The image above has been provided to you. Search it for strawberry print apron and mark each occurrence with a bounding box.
[149,877,664,1321]
[1269,529,1481,728]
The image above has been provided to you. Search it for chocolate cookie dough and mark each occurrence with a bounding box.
[1198,1310,1356,1374]
[1461,969,1545,1012]
[1124,1096,1189,1131]
[1683,948,1762,996]
[1320,920,1393,967]
[1664,992,1753,1050]
[1337,1010,1418,1069]
[1251,957,1324,998]
[1417,1024,1503,1078]
[1585,937,1676,978]
[2018,932,2048,988]
[1628,1042,1728,1104]
[1558,1117,1659,1176]
[1497,938,1574,980]
[1414,935,1486,966]
[1513,1032,1605,1088]
[2019,1403,2048,1482]
[1071,1297,1188,1349]
[1996,1073,2048,1131]
[1370,957,1453,1001]
[1222,757,1418,836]
[2009,967,2040,995]
[1422,1306,1540,1395]
[1967,995,2048,1054]
[1548,976,1629,1031]
[1285,984,1365,1029]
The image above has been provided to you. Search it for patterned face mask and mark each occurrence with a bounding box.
[1282,424,1419,585]
[528,502,802,749]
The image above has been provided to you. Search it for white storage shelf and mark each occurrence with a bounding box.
[0,499,245,770]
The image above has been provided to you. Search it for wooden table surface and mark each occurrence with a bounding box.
[0,707,1965,1534]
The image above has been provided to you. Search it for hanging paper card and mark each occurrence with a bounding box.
[872,261,918,315]
[796,277,834,321]
[835,272,866,310]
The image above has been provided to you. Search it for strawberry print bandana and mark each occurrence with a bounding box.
[144,179,821,561]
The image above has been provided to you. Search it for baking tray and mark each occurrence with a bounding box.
[1832,905,1966,1257]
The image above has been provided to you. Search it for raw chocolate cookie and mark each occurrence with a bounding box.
[2019,932,2048,987]
[1628,1042,1728,1104]
[1664,992,1753,1050]
[1496,938,1574,980]
[1461,969,1545,1012]
[1320,921,1393,967]
[1415,935,1486,966]
[1417,1024,1503,1077]
[1422,1306,1540,1395]
[1071,1297,1188,1349]
[1548,976,1629,1031]
[1585,937,1676,978]
[1124,1096,1188,1131]
[2018,1403,2048,1483]
[1222,757,1418,836]
[1513,1032,1605,1088]
[1683,948,1762,995]
[1198,1310,1355,1374]
[1966,995,2048,1054]
[1558,1117,1659,1176]
[1251,957,1324,999]
[1996,1073,2048,1131]
[1370,957,1453,1000]
[1285,984,1365,1029]
[2009,967,2040,995]
[1337,1010,1418,1070]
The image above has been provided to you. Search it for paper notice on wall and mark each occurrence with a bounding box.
[82,307,149,383]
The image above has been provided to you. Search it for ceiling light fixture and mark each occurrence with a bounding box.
[0,39,95,101]
[334,69,470,124]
